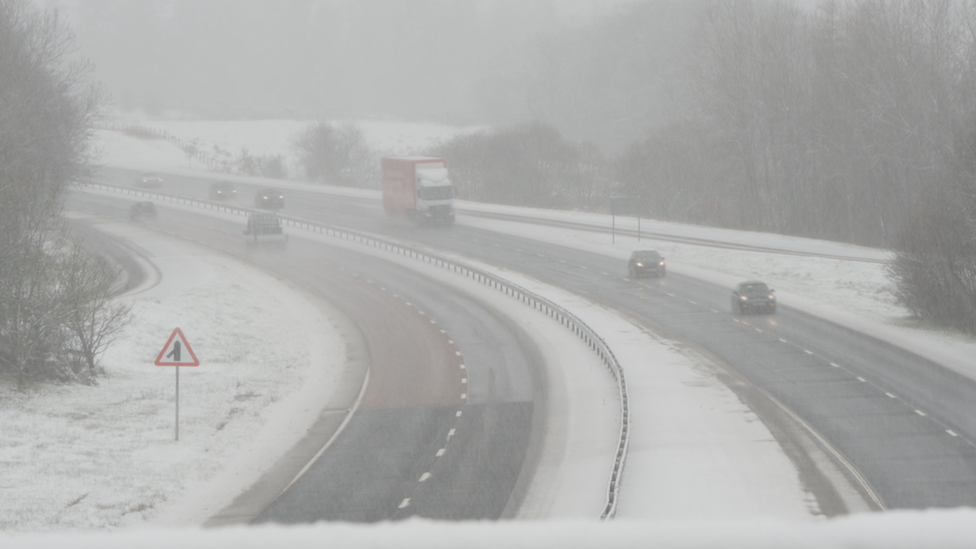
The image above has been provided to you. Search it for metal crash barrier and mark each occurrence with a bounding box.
[76,181,631,519]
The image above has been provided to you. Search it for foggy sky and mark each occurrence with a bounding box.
[38,0,627,122]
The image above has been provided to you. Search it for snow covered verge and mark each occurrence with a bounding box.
[0,215,349,531]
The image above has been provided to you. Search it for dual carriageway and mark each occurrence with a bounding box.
[68,168,976,522]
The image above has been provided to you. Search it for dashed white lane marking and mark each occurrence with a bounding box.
[830,362,841,368]
[947,430,959,437]
[601,271,611,276]
[398,498,410,509]
[448,339,454,344]
[459,364,466,370]
[455,351,461,356]
[885,392,897,398]
[915,410,927,416]
[436,448,446,457]
[857,376,867,382]
[461,378,467,384]
[689,300,697,305]
[779,338,788,343]
[418,310,426,315]
[803,349,813,355]
[419,472,432,482]
[754,328,763,333]
[461,393,467,400]
[430,320,437,324]
[380,287,387,292]
[579,265,587,269]
[456,410,462,417]
[711,309,719,313]
[439,329,446,334]
[448,428,456,437]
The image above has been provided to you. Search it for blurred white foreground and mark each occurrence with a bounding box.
[4,511,976,549]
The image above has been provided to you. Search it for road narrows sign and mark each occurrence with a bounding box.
[155,327,200,366]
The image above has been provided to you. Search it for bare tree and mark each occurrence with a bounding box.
[57,244,131,383]
[293,122,375,187]
[0,0,103,385]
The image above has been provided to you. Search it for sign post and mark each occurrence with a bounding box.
[154,327,200,441]
[610,195,644,243]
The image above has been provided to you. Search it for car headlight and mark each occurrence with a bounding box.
[636,262,644,267]
[740,295,748,300]
[769,294,776,300]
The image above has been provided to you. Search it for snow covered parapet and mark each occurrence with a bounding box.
[76,182,631,520]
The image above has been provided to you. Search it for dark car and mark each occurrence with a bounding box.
[209,181,237,200]
[628,249,666,278]
[134,172,163,189]
[254,187,285,210]
[130,201,157,221]
[731,280,777,314]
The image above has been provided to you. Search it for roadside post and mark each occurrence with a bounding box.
[610,195,643,244]
[154,327,200,441]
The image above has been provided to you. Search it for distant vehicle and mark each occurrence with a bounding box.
[628,249,666,278]
[244,212,287,250]
[381,156,455,226]
[130,201,157,221]
[254,187,284,210]
[209,181,237,200]
[134,172,163,189]
[731,281,777,314]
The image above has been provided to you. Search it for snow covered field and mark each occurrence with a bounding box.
[3,114,976,547]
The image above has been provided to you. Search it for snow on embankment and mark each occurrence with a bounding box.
[0,215,347,530]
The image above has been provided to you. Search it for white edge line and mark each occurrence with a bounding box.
[276,368,371,498]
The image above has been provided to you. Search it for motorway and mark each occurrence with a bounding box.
[81,168,976,514]
[68,189,547,523]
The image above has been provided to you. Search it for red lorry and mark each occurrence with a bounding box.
[381,156,455,226]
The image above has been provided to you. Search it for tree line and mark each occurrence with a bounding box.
[467,0,976,334]
[297,0,976,333]
[0,0,126,386]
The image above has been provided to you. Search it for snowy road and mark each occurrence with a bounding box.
[89,165,976,512]
[2,120,969,546]
[10,126,976,536]
[55,182,821,526]
[114,166,960,512]
[66,191,552,522]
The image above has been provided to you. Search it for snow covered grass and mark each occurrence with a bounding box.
[103,109,484,177]
[0,218,346,531]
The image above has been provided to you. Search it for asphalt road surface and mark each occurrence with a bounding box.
[68,190,546,522]
[85,169,976,511]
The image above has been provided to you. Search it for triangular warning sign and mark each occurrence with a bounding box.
[155,327,200,366]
